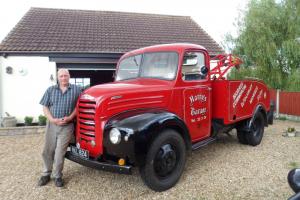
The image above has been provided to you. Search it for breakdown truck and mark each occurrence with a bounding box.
[66,43,274,191]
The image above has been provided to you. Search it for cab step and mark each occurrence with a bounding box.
[192,137,217,150]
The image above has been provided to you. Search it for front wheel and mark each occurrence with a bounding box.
[139,129,186,191]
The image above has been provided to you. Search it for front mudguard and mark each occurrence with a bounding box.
[103,109,190,166]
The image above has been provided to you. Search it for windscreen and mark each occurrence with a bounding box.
[116,52,178,81]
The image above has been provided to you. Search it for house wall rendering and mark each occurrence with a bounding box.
[0,56,56,122]
[0,57,3,119]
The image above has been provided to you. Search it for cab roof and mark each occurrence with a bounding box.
[122,43,207,58]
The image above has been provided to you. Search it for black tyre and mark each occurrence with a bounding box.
[246,112,264,146]
[236,121,249,145]
[139,129,186,191]
[237,129,249,144]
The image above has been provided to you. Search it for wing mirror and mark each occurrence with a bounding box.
[200,66,209,76]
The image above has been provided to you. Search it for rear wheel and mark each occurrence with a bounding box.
[236,121,249,145]
[237,129,249,144]
[139,129,186,191]
[246,112,264,146]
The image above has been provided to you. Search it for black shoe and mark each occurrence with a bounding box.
[54,178,64,187]
[37,175,50,186]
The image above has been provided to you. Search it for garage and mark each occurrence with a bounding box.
[53,54,121,87]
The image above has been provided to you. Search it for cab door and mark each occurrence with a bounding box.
[181,51,211,142]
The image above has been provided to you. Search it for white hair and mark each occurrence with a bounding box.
[57,68,70,76]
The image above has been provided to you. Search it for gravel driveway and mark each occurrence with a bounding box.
[0,120,299,200]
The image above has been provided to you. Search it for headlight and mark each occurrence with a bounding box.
[109,128,121,144]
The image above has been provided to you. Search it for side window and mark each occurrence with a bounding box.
[182,52,206,81]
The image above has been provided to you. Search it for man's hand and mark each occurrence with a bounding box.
[43,106,76,126]
[62,115,73,123]
[51,118,67,126]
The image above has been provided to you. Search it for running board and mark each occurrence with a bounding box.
[192,137,217,150]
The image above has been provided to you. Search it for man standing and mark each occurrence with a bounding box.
[38,68,81,187]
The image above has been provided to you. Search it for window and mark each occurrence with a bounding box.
[70,78,90,89]
[182,52,206,81]
[116,52,178,81]
[140,52,178,80]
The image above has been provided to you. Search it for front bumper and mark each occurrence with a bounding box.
[65,150,132,175]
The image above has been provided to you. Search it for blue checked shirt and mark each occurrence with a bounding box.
[40,84,81,118]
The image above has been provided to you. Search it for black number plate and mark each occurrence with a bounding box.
[71,146,89,160]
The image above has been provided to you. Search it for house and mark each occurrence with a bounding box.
[0,7,223,122]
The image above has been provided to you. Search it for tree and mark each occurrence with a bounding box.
[226,0,300,91]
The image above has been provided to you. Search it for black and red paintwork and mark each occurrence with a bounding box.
[66,43,274,191]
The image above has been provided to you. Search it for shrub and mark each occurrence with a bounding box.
[38,115,47,126]
[24,116,33,126]
[287,127,295,133]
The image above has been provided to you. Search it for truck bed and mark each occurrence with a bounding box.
[211,80,270,125]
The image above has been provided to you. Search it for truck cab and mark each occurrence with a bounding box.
[66,43,274,191]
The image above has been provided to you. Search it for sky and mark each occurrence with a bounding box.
[0,0,249,46]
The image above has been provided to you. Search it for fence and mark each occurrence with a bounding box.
[270,89,300,117]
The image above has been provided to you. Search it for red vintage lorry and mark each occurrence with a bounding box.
[66,43,274,191]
